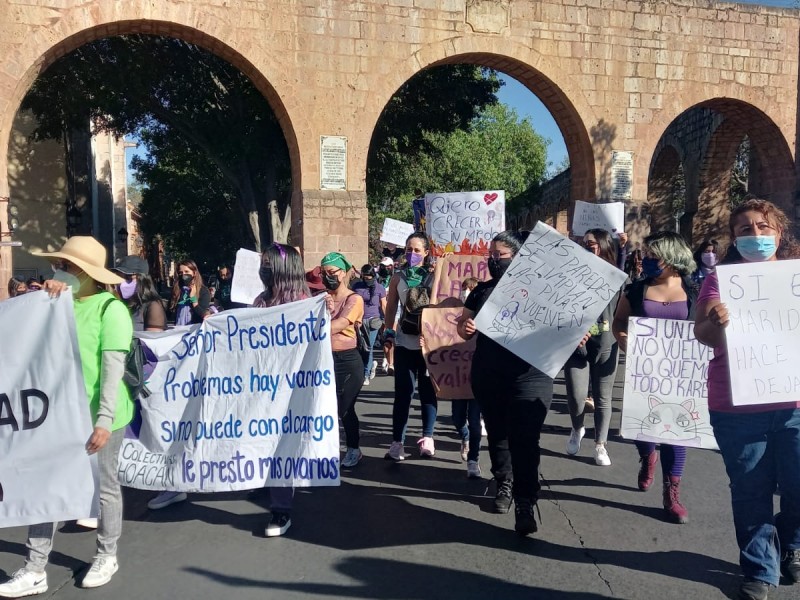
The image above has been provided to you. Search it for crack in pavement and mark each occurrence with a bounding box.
[540,473,614,597]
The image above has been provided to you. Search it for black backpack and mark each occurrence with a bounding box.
[399,269,433,336]
[100,298,151,399]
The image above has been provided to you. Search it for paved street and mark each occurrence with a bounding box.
[1,362,796,600]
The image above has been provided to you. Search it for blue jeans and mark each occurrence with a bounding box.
[711,408,800,586]
[392,346,437,442]
[452,399,481,462]
[361,328,380,377]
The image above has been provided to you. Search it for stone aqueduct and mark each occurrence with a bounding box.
[0,0,798,288]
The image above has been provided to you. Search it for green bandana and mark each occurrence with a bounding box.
[404,265,428,288]
[320,252,352,273]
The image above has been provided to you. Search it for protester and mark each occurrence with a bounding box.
[113,256,167,334]
[0,237,133,596]
[625,248,644,281]
[26,278,43,292]
[352,264,387,385]
[564,229,625,466]
[217,265,233,310]
[612,231,697,524]
[7,277,26,297]
[383,232,438,460]
[253,243,311,536]
[169,260,210,325]
[691,239,719,285]
[461,277,478,303]
[695,199,800,600]
[320,252,366,469]
[457,230,552,536]
[378,257,394,288]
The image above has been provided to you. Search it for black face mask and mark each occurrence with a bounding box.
[259,266,273,289]
[488,257,513,280]
[180,274,193,285]
[363,277,376,288]
[378,266,390,278]
[323,273,341,291]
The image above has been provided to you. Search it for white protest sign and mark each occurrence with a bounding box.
[621,318,717,450]
[231,248,264,305]
[0,292,98,527]
[118,296,340,491]
[380,218,415,247]
[717,260,800,406]
[572,200,625,238]
[425,190,505,255]
[473,222,628,378]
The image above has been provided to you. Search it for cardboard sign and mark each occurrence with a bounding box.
[425,191,505,256]
[380,218,415,247]
[473,222,628,378]
[231,248,264,305]
[421,305,476,400]
[572,200,625,238]
[717,260,800,406]
[621,318,717,450]
[430,255,489,303]
[118,296,340,491]
[0,292,99,527]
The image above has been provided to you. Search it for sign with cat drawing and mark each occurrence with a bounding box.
[621,317,718,450]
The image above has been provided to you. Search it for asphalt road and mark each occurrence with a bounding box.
[1,361,796,600]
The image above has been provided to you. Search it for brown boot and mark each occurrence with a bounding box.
[637,451,658,491]
[663,476,689,524]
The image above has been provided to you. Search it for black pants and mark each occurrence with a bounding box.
[472,364,553,500]
[334,348,365,449]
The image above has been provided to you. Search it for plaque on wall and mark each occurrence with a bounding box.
[320,135,347,190]
[610,150,633,202]
[465,0,510,34]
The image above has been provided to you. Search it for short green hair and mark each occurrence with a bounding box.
[644,231,696,276]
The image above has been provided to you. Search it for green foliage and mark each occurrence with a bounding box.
[20,35,291,260]
[730,136,750,209]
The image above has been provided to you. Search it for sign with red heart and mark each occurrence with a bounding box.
[484,193,498,205]
[425,190,506,255]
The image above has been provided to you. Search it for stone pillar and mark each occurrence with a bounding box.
[296,189,368,269]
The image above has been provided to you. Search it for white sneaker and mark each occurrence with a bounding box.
[147,491,187,510]
[566,427,585,456]
[342,447,363,468]
[460,440,469,462]
[467,460,482,479]
[0,569,47,597]
[81,556,118,589]
[370,360,378,380]
[385,441,405,461]
[76,518,98,529]
[265,512,291,537]
[381,358,388,372]
[362,378,370,386]
[594,444,612,466]
[480,418,487,437]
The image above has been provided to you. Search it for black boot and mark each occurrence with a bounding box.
[493,479,513,514]
[514,497,537,536]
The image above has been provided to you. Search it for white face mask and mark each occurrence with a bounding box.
[52,269,82,294]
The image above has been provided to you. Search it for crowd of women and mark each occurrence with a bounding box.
[0,198,798,600]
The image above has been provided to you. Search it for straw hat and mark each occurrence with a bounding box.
[34,236,124,285]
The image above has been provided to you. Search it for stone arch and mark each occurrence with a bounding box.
[2,19,302,186]
[363,39,598,203]
[646,99,794,245]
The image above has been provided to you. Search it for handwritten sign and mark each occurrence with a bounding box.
[118,296,340,491]
[572,200,625,238]
[717,260,800,406]
[611,150,633,201]
[473,222,628,378]
[425,190,505,256]
[430,255,489,303]
[621,318,717,450]
[231,248,264,305]
[421,305,476,399]
[380,218,415,247]
[0,292,99,527]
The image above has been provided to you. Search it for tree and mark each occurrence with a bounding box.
[367,103,549,249]
[20,35,292,253]
[730,136,750,208]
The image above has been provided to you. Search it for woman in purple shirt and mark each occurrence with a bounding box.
[613,231,698,525]
[695,199,800,600]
